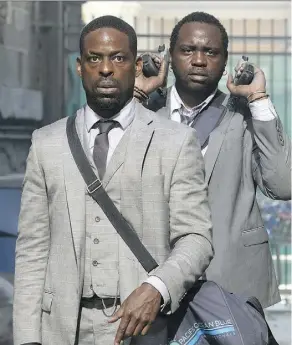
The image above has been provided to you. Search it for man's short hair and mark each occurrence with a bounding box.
[170,12,229,57]
[79,15,137,57]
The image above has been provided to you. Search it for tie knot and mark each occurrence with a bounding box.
[96,120,119,134]
[179,106,194,126]
[179,105,193,117]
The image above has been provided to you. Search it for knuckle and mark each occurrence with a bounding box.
[141,316,150,324]
[119,326,126,333]
[125,329,134,338]
[132,314,138,321]
[123,307,131,316]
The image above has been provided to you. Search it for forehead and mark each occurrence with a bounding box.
[177,22,222,47]
[83,27,130,52]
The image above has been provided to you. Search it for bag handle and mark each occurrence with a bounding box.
[66,114,158,273]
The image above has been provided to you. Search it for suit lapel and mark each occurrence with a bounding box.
[124,102,155,177]
[156,87,172,119]
[62,108,86,294]
[102,128,131,189]
[120,102,155,237]
[162,89,234,184]
[204,104,234,183]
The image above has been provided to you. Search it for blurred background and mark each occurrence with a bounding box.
[0,1,291,344]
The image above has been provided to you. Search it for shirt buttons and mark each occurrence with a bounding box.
[92,260,99,267]
[93,238,99,244]
[95,216,100,222]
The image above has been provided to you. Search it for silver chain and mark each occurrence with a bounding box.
[101,283,119,317]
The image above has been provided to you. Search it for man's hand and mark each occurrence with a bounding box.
[135,53,169,96]
[226,63,267,100]
[108,283,161,345]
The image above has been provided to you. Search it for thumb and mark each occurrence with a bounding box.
[226,73,235,93]
[108,306,123,323]
[157,57,168,81]
[158,57,166,76]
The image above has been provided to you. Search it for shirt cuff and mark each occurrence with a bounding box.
[144,276,170,307]
[249,97,278,121]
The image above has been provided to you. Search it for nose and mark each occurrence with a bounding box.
[99,58,114,77]
[191,51,207,67]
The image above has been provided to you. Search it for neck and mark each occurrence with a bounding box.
[88,105,119,119]
[87,97,132,119]
[175,83,216,108]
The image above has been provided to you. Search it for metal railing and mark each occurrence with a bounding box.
[129,16,291,135]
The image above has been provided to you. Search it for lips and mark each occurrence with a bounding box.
[96,87,118,92]
[189,69,207,76]
[95,78,118,89]
[188,73,208,82]
[95,81,118,95]
[96,83,117,88]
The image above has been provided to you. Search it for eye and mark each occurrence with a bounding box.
[113,55,125,62]
[206,50,216,56]
[89,56,99,63]
[181,47,192,54]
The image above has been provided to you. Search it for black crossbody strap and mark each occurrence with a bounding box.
[66,114,158,273]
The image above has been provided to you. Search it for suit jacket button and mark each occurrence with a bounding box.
[95,216,100,222]
[93,238,99,244]
[92,260,99,267]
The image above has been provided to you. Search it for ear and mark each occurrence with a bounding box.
[224,51,228,66]
[76,57,82,77]
[169,54,173,70]
[135,56,143,77]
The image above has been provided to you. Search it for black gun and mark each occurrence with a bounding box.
[234,56,254,86]
[142,44,168,77]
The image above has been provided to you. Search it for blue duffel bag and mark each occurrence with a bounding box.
[166,280,278,345]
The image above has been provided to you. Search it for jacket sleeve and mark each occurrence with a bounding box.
[13,131,50,345]
[248,113,291,200]
[150,129,214,313]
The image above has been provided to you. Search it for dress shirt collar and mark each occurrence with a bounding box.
[170,84,218,117]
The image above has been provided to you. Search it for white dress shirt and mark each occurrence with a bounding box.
[84,98,170,306]
[170,85,278,156]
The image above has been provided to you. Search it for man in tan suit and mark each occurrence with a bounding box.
[13,15,213,345]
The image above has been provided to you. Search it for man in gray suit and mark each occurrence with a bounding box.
[13,15,213,345]
[140,12,291,308]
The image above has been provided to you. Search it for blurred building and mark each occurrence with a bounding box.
[0,1,84,175]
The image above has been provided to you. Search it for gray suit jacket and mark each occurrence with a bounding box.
[13,102,213,345]
[155,89,291,308]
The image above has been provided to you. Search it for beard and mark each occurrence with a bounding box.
[83,77,134,117]
[84,78,122,116]
[90,92,121,110]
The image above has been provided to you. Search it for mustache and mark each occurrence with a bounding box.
[95,78,120,88]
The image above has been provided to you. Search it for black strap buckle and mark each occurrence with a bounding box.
[87,179,102,194]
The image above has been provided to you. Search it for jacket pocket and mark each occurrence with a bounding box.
[42,291,54,313]
[241,226,268,247]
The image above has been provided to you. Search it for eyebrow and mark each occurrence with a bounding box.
[87,49,125,56]
[180,43,220,50]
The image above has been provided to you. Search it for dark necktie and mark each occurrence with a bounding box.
[93,120,118,180]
